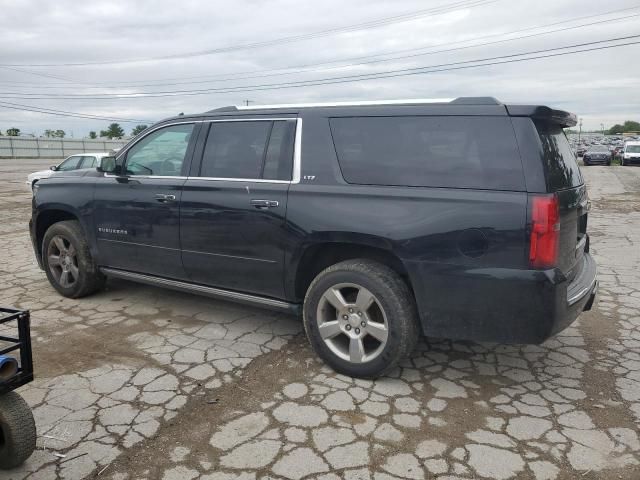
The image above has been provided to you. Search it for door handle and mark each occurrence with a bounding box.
[155,193,176,203]
[250,199,279,209]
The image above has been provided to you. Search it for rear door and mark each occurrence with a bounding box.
[180,117,297,298]
[535,122,588,281]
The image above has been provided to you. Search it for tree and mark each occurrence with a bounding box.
[44,129,54,138]
[100,123,125,139]
[0,130,3,136]
[54,129,66,138]
[607,120,640,134]
[6,127,20,136]
[131,124,148,136]
[607,124,624,135]
[88,131,97,139]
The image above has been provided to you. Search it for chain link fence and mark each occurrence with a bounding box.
[0,136,128,158]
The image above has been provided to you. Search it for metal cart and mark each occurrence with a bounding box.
[0,308,36,469]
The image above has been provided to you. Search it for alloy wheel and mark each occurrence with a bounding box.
[47,235,79,289]
[316,283,389,364]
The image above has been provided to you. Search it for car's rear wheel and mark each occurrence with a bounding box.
[42,220,105,298]
[303,259,419,378]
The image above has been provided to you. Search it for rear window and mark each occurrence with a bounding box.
[535,123,583,191]
[329,116,525,190]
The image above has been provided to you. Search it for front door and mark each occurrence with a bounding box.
[180,118,297,298]
[93,122,198,279]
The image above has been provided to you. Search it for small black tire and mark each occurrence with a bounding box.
[42,220,105,298]
[303,259,419,378]
[0,392,36,469]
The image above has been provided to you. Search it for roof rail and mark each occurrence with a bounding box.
[207,106,238,113]
[450,97,500,105]
[206,97,502,112]
[234,98,456,110]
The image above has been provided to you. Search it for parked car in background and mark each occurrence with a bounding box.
[582,145,611,166]
[576,146,587,157]
[622,141,640,166]
[26,153,111,190]
[29,97,597,378]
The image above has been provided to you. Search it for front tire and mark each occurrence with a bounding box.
[42,220,105,298]
[0,392,36,469]
[303,259,419,378]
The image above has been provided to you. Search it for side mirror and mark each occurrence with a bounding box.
[50,165,58,171]
[97,156,123,175]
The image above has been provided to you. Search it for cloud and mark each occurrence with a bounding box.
[0,0,638,135]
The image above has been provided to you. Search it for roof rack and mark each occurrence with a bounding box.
[207,97,501,112]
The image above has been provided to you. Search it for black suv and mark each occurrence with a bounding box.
[30,97,597,378]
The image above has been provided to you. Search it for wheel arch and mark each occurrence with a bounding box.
[33,207,84,261]
[288,237,412,302]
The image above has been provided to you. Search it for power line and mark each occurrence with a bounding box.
[0,101,152,123]
[3,8,637,92]
[0,0,498,67]
[2,34,638,100]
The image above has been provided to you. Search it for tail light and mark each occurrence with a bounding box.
[529,194,560,269]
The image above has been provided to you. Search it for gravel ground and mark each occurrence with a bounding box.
[1,159,639,480]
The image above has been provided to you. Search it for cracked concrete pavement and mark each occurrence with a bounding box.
[1,158,639,480]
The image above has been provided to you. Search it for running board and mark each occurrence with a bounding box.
[100,268,300,314]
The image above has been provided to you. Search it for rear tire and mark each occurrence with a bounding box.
[42,220,105,298]
[0,392,36,469]
[303,259,419,378]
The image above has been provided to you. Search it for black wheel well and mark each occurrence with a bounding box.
[35,210,78,257]
[294,243,410,300]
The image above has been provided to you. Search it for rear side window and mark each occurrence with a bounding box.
[200,120,295,180]
[535,123,583,191]
[329,116,524,190]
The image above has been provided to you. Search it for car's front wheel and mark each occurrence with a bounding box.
[303,259,419,378]
[42,220,105,298]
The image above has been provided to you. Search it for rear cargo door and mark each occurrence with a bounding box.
[536,122,588,281]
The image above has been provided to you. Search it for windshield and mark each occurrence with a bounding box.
[589,146,608,153]
[626,145,640,153]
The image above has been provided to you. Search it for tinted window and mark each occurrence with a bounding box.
[536,123,583,190]
[329,116,525,190]
[263,121,295,180]
[199,120,295,180]
[57,156,82,171]
[80,156,97,168]
[125,124,194,176]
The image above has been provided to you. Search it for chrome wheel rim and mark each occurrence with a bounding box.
[316,283,389,364]
[47,235,79,289]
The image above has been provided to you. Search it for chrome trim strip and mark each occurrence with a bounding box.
[97,238,180,251]
[187,177,290,184]
[292,118,302,184]
[567,257,598,305]
[110,117,302,185]
[236,99,455,109]
[203,118,296,122]
[100,267,297,311]
[181,249,276,263]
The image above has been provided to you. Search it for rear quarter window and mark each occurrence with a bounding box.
[329,116,525,191]
[535,123,583,191]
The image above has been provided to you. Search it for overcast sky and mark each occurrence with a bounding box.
[0,0,638,136]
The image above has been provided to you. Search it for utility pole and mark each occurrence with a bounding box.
[578,118,582,144]
[243,100,253,106]
[601,123,605,137]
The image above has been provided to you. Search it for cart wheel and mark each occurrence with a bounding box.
[0,392,36,469]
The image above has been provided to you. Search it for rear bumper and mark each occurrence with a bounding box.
[406,252,598,344]
[623,157,640,165]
